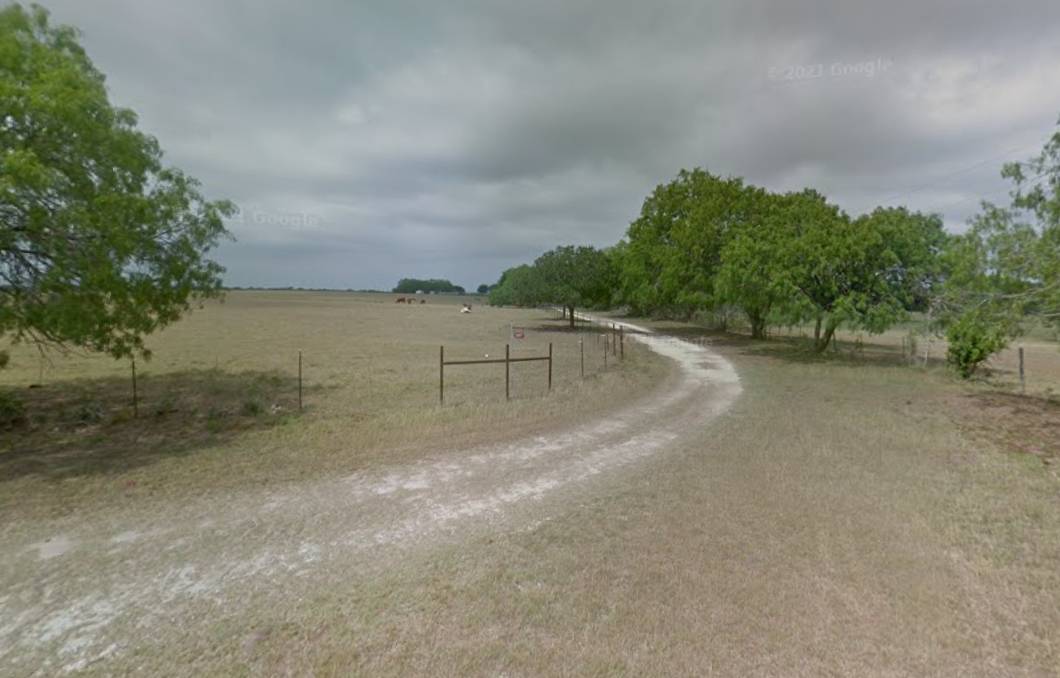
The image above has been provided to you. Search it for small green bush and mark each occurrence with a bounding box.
[76,402,105,425]
[154,396,178,417]
[241,399,264,416]
[946,312,1008,378]
[0,391,26,429]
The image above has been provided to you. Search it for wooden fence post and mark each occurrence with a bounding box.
[131,356,138,418]
[620,326,624,360]
[505,343,511,400]
[548,342,553,391]
[439,346,444,404]
[604,335,608,370]
[1019,346,1025,393]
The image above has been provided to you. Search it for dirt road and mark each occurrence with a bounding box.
[0,321,741,674]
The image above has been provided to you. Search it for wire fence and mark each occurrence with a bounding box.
[2,310,644,432]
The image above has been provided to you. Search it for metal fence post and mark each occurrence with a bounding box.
[505,343,511,400]
[580,338,584,378]
[298,350,303,411]
[620,326,624,360]
[548,342,553,391]
[439,345,444,404]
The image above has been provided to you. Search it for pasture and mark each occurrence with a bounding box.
[0,291,668,523]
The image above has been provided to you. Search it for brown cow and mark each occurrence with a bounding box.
[395,297,407,303]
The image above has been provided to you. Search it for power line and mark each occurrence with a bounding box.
[919,169,1050,216]
[878,145,1033,205]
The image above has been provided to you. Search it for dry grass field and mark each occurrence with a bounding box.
[1,294,1058,676]
[0,291,668,523]
[250,320,1057,676]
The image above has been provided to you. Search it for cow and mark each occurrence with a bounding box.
[395,297,407,303]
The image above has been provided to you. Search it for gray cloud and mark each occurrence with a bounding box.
[38,0,1060,289]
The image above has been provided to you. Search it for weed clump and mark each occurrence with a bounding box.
[0,391,27,429]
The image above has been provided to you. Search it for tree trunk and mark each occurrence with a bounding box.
[568,305,576,329]
[814,321,837,353]
[813,316,822,343]
[749,312,767,339]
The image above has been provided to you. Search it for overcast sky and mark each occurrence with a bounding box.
[39,0,1060,290]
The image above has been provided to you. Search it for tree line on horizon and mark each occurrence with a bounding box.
[489,121,1060,378]
[392,278,466,295]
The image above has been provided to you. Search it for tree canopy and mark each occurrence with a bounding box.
[617,172,944,350]
[618,169,757,318]
[934,118,1060,375]
[488,246,614,327]
[485,118,1059,376]
[488,264,540,307]
[392,278,465,294]
[1,4,234,362]
[779,199,945,351]
[533,246,614,327]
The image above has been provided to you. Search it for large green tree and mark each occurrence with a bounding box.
[936,118,1060,376]
[715,190,794,339]
[487,264,541,307]
[777,194,945,352]
[532,245,613,328]
[1001,118,1060,324]
[1,4,234,363]
[619,169,756,318]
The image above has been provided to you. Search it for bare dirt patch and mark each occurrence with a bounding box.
[1,369,300,483]
[949,391,1060,470]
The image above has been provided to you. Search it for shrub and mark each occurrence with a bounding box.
[946,312,1008,378]
[154,396,178,417]
[76,401,105,425]
[0,391,26,429]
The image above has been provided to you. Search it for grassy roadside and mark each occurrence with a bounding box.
[141,324,1059,676]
